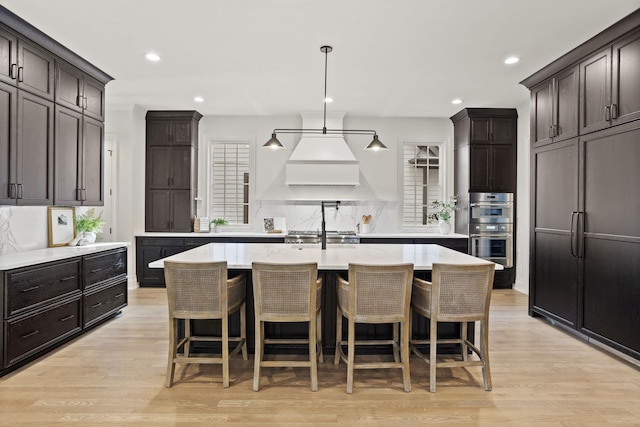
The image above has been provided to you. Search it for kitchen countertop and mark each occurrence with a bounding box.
[0,242,130,270]
[136,232,468,238]
[149,242,499,271]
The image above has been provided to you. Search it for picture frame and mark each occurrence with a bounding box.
[48,206,76,247]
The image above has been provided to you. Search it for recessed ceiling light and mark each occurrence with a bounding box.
[145,52,161,62]
[452,98,463,105]
[504,56,520,65]
[193,96,204,103]
[324,97,333,103]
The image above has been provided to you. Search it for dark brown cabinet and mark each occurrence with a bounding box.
[452,108,518,194]
[1,247,127,375]
[523,10,640,361]
[54,106,104,206]
[579,28,640,134]
[1,7,112,208]
[55,60,105,121]
[145,111,202,232]
[530,66,579,146]
[0,89,54,205]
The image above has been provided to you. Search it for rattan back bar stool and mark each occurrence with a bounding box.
[410,263,495,392]
[251,262,323,391]
[164,260,247,388]
[334,263,414,393]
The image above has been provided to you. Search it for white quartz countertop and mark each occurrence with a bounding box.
[0,242,130,270]
[136,232,468,238]
[149,243,499,271]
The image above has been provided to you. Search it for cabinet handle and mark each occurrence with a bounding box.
[20,285,40,293]
[60,314,75,322]
[91,267,105,273]
[10,183,17,199]
[570,211,577,257]
[58,276,76,282]
[77,95,82,107]
[553,124,558,137]
[115,293,124,298]
[17,66,24,82]
[611,104,618,120]
[17,184,23,199]
[10,64,17,79]
[76,188,82,201]
[548,126,553,139]
[604,105,611,121]
[91,302,103,308]
[21,330,39,339]
[83,96,88,109]
[82,189,87,201]
[577,212,584,259]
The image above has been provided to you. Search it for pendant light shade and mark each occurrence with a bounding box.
[365,135,388,151]
[263,133,285,149]
[265,45,383,151]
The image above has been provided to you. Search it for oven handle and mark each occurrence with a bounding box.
[470,233,512,238]
[469,203,512,207]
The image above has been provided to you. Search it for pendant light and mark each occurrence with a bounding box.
[264,45,387,151]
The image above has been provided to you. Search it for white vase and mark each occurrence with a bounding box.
[438,220,451,234]
[82,231,97,243]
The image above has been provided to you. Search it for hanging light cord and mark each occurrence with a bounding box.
[323,46,328,133]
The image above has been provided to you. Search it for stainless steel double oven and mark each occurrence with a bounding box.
[469,192,514,268]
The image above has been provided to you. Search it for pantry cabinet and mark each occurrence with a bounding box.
[522,9,640,360]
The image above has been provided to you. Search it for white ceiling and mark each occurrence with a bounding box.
[2,0,639,118]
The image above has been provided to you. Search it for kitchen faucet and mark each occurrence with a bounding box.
[321,201,340,249]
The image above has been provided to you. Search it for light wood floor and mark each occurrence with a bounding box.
[1,287,639,426]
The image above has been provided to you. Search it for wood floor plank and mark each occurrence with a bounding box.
[1,288,639,426]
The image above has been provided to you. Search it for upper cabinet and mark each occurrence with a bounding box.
[55,60,105,121]
[530,66,579,147]
[451,108,518,194]
[0,6,113,207]
[579,28,640,134]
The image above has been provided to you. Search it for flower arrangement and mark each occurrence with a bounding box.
[76,209,106,233]
[427,195,459,223]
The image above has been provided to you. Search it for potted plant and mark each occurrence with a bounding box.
[76,209,106,243]
[427,195,458,234]
[210,218,228,233]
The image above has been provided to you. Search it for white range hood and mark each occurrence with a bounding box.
[285,113,360,186]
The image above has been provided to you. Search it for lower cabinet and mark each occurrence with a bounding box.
[1,246,128,375]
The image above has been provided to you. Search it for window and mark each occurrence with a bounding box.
[402,143,443,227]
[209,140,251,225]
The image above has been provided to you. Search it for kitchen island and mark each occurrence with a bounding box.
[149,242,497,354]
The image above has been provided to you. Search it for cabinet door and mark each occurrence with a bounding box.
[55,61,83,113]
[531,81,553,146]
[490,118,516,144]
[146,146,172,188]
[0,82,17,204]
[580,48,611,134]
[16,91,53,205]
[469,144,490,191]
[146,190,171,231]
[469,118,491,143]
[172,121,193,145]
[171,190,193,232]
[580,125,640,355]
[17,38,54,100]
[83,75,105,121]
[530,139,579,326]
[171,146,192,188]
[553,66,579,142]
[611,29,640,126]
[81,116,104,205]
[146,120,172,145]
[491,145,515,192]
[0,26,18,86]
[54,106,82,206]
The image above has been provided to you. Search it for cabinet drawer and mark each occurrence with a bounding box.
[138,237,184,247]
[5,297,81,366]
[83,281,127,328]
[6,259,81,317]
[83,249,127,289]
